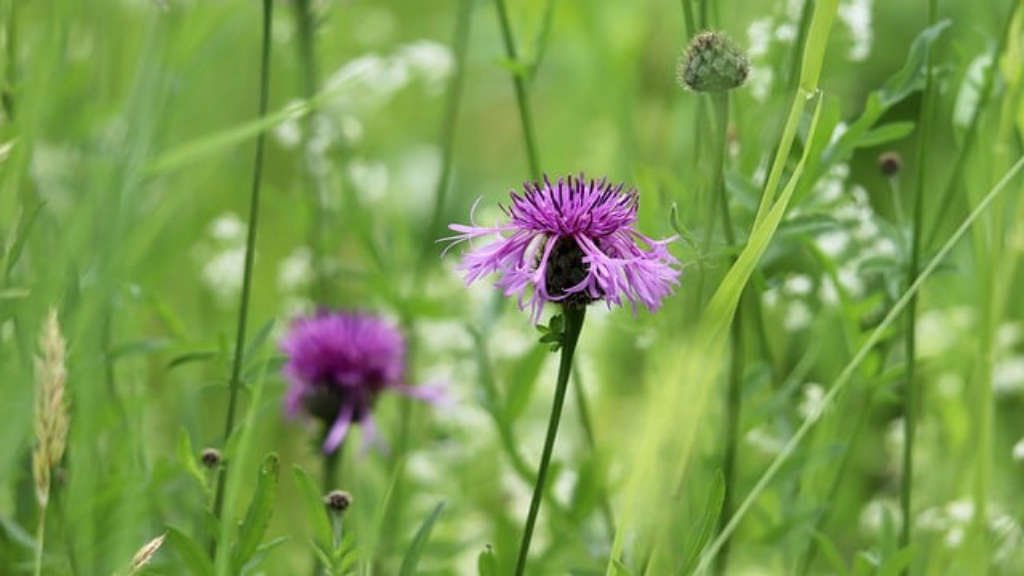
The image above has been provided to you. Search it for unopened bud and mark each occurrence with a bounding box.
[200,448,221,469]
[679,31,749,92]
[324,490,352,513]
[878,151,903,177]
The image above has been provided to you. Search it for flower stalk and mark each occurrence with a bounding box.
[514,305,586,576]
[211,0,274,540]
[902,0,938,562]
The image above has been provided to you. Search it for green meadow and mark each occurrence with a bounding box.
[1,0,1023,574]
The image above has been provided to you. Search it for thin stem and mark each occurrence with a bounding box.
[709,90,742,576]
[570,366,615,538]
[514,306,586,576]
[3,0,17,120]
[419,0,473,275]
[901,0,937,560]
[291,0,329,303]
[211,0,274,531]
[494,0,542,181]
[33,503,45,576]
[315,446,341,576]
[799,360,887,574]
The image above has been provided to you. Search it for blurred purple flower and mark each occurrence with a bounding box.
[445,174,680,322]
[281,311,439,453]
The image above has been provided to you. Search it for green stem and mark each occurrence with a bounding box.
[315,446,341,576]
[570,366,615,538]
[680,0,696,38]
[291,0,330,303]
[923,3,1014,249]
[3,0,17,120]
[419,0,473,275]
[33,502,45,576]
[494,0,542,181]
[901,0,938,560]
[211,0,274,536]
[785,0,814,92]
[799,360,886,574]
[708,91,743,576]
[514,306,586,576]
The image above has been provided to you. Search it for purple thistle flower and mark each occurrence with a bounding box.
[280,311,439,454]
[445,174,681,322]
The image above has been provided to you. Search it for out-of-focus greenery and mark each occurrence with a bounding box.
[1,0,1023,574]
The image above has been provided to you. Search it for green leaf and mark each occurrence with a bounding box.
[477,545,498,576]
[398,501,446,576]
[232,453,280,572]
[857,121,916,149]
[879,19,952,106]
[811,532,848,576]
[680,470,725,575]
[167,349,220,370]
[176,429,208,491]
[292,465,333,551]
[878,546,914,576]
[504,344,549,422]
[242,319,276,366]
[495,57,532,77]
[240,536,289,575]
[3,200,44,279]
[166,525,214,576]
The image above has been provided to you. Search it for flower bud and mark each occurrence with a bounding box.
[679,31,749,92]
[200,448,221,469]
[878,151,903,177]
[324,490,352,513]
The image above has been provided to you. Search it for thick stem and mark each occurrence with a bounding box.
[494,0,542,181]
[514,306,586,576]
[211,0,274,537]
[901,0,937,561]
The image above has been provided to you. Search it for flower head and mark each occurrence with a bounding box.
[445,174,680,322]
[281,311,437,453]
[678,31,749,92]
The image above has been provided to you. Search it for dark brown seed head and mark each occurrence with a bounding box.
[324,490,353,512]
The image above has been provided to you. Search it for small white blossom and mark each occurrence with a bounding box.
[208,213,245,243]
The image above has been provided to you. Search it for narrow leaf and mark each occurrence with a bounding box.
[232,453,281,571]
[166,525,214,576]
[398,501,446,576]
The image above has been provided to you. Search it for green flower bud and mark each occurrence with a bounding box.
[678,31,749,92]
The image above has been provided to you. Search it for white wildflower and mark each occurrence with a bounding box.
[994,357,1024,394]
[798,383,826,420]
[838,0,873,61]
[201,247,246,300]
[784,300,812,332]
[347,158,389,203]
[277,247,312,293]
[208,213,245,243]
[399,40,454,94]
[1013,438,1024,461]
[816,230,850,258]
